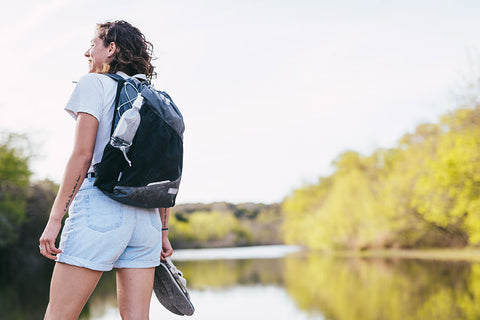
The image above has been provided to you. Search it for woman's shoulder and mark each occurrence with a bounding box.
[76,73,117,91]
[77,72,102,81]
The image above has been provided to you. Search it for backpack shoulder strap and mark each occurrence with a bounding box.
[105,73,149,135]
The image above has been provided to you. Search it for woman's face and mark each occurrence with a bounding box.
[84,33,114,73]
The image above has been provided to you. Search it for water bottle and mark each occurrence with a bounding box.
[110,94,144,166]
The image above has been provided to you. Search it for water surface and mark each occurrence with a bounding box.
[3,246,480,320]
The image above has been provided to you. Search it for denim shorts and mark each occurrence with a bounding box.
[56,177,162,271]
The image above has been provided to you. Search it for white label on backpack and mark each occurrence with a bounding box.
[168,188,178,194]
[147,180,171,186]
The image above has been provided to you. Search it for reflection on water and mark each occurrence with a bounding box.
[3,246,480,320]
[284,254,480,320]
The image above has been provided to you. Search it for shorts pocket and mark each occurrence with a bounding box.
[87,195,124,232]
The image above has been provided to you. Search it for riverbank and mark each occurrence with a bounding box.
[171,244,480,262]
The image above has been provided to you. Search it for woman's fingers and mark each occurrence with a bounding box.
[39,234,62,260]
[161,247,173,260]
[39,219,63,260]
[39,240,55,260]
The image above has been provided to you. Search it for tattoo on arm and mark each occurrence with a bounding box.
[64,175,82,213]
[161,208,168,228]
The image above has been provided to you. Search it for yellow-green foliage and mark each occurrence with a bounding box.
[169,203,282,248]
[413,108,480,243]
[170,211,238,243]
[283,151,391,250]
[377,124,443,247]
[282,107,480,249]
[282,178,332,248]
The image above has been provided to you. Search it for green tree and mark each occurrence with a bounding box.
[0,133,31,247]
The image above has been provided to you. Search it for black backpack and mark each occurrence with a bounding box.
[93,73,184,208]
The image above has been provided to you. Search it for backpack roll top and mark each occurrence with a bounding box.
[141,88,185,139]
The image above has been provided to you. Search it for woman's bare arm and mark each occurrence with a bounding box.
[39,112,98,260]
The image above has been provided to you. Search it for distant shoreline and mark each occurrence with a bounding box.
[172,244,302,261]
[173,245,480,262]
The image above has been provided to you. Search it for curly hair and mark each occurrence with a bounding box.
[96,20,156,81]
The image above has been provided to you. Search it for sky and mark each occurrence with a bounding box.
[1,0,480,204]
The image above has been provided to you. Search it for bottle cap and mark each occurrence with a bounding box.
[133,94,144,109]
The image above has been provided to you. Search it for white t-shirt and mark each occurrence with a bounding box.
[65,72,128,173]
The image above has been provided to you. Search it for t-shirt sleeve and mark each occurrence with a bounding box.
[65,73,104,121]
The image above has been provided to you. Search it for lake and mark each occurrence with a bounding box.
[2,245,480,319]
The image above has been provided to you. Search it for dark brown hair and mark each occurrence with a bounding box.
[96,20,156,81]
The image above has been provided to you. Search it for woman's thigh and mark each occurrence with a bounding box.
[45,262,103,320]
[116,267,155,320]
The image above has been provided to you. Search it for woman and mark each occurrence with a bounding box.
[39,20,173,320]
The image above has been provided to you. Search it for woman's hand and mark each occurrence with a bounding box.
[39,217,63,260]
[161,234,173,261]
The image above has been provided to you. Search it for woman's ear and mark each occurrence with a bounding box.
[107,42,117,57]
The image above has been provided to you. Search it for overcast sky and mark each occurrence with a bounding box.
[1,0,479,204]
